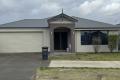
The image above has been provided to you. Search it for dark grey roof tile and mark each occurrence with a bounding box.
[0,15,117,29]
[0,18,48,27]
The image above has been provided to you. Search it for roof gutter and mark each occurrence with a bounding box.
[74,28,120,31]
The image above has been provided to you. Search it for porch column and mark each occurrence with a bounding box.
[71,29,75,53]
[50,29,54,53]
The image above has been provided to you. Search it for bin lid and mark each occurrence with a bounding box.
[42,47,48,49]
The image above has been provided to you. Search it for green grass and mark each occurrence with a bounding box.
[49,52,120,61]
[36,67,120,80]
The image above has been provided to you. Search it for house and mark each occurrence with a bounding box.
[0,12,119,53]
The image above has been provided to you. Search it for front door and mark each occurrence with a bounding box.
[54,32,68,51]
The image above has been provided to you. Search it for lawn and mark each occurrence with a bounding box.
[49,53,120,61]
[36,67,120,80]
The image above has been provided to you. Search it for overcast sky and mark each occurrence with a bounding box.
[0,0,120,25]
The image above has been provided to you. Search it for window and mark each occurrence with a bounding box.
[81,31,108,45]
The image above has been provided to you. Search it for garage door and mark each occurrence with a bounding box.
[0,32,43,53]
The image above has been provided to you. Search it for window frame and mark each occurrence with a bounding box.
[81,30,108,45]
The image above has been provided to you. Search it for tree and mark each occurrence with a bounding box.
[108,35,118,53]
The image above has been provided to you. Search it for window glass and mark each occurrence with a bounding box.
[81,31,108,45]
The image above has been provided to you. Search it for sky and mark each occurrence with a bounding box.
[0,0,120,25]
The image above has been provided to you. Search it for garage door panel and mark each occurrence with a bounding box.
[0,32,43,53]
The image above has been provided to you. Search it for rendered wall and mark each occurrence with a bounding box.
[75,30,119,52]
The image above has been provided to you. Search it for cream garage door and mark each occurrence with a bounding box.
[0,32,43,53]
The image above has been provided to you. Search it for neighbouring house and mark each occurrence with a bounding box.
[0,12,119,53]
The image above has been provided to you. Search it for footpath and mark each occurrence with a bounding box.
[47,60,120,68]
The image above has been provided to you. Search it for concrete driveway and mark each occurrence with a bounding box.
[0,53,41,80]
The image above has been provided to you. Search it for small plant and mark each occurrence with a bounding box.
[40,67,48,70]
